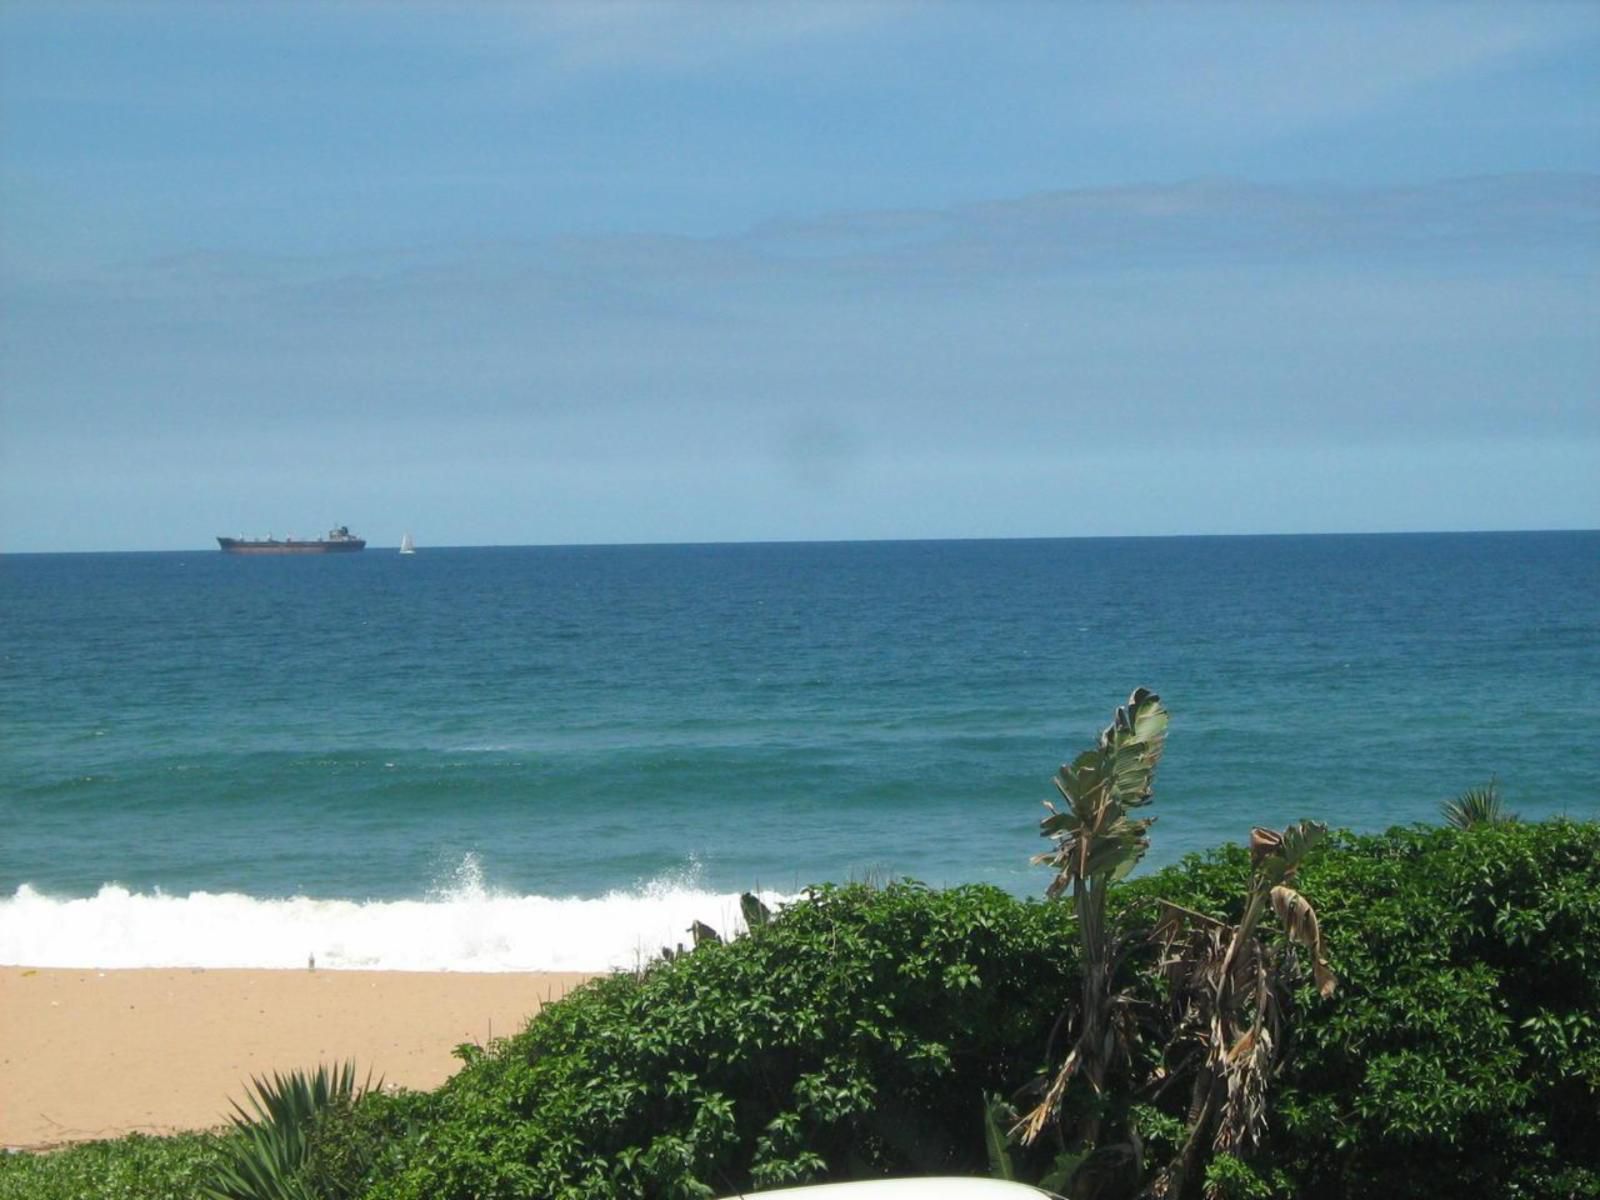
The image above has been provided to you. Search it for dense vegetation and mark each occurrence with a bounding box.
[0,1132,228,1200]
[1130,819,1600,1198]
[5,818,1596,1200]
[368,881,1077,1198]
[357,819,1600,1200]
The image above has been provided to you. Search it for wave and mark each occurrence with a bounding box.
[0,856,793,972]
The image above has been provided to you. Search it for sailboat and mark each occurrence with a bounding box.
[399,532,416,555]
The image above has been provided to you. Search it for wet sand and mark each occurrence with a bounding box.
[0,966,595,1149]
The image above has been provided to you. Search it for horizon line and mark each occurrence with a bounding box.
[5,526,1596,556]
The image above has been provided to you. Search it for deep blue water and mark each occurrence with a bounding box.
[3,533,1598,903]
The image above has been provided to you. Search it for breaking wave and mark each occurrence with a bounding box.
[0,855,791,972]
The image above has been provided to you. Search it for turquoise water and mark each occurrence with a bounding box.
[1,533,1596,969]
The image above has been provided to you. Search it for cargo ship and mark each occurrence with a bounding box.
[217,525,367,555]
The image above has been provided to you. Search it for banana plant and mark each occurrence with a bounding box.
[1143,822,1336,1199]
[1019,688,1169,1154]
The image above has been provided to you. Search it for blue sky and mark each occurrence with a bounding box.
[1,2,1596,551]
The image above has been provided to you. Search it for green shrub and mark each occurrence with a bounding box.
[0,1085,417,1200]
[366,882,1079,1199]
[0,1133,226,1200]
[7,819,1596,1200]
[301,1090,424,1200]
[367,820,1600,1200]
[1123,819,1600,1199]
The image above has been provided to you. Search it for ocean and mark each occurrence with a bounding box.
[2,532,1596,971]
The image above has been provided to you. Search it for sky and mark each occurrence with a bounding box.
[1,2,1596,551]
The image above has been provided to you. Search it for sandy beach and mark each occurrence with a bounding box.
[0,966,595,1150]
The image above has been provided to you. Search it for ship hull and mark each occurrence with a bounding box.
[217,538,366,555]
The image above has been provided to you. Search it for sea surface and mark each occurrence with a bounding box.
[2,533,1597,971]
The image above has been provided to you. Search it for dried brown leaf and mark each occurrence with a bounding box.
[1249,826,1282,866]
[1270,884,1337,997]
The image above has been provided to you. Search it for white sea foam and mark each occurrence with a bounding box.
[0,859,793,972]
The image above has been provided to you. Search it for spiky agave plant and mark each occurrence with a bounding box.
[1019,688,1169,1155]
[1145,822,1336,1199]
[207,1061,373,1200]
[1441,778,1517,829]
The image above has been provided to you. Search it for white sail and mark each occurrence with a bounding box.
[399,532,416,555]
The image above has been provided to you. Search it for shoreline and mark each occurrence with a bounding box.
[0,966,596,1151]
